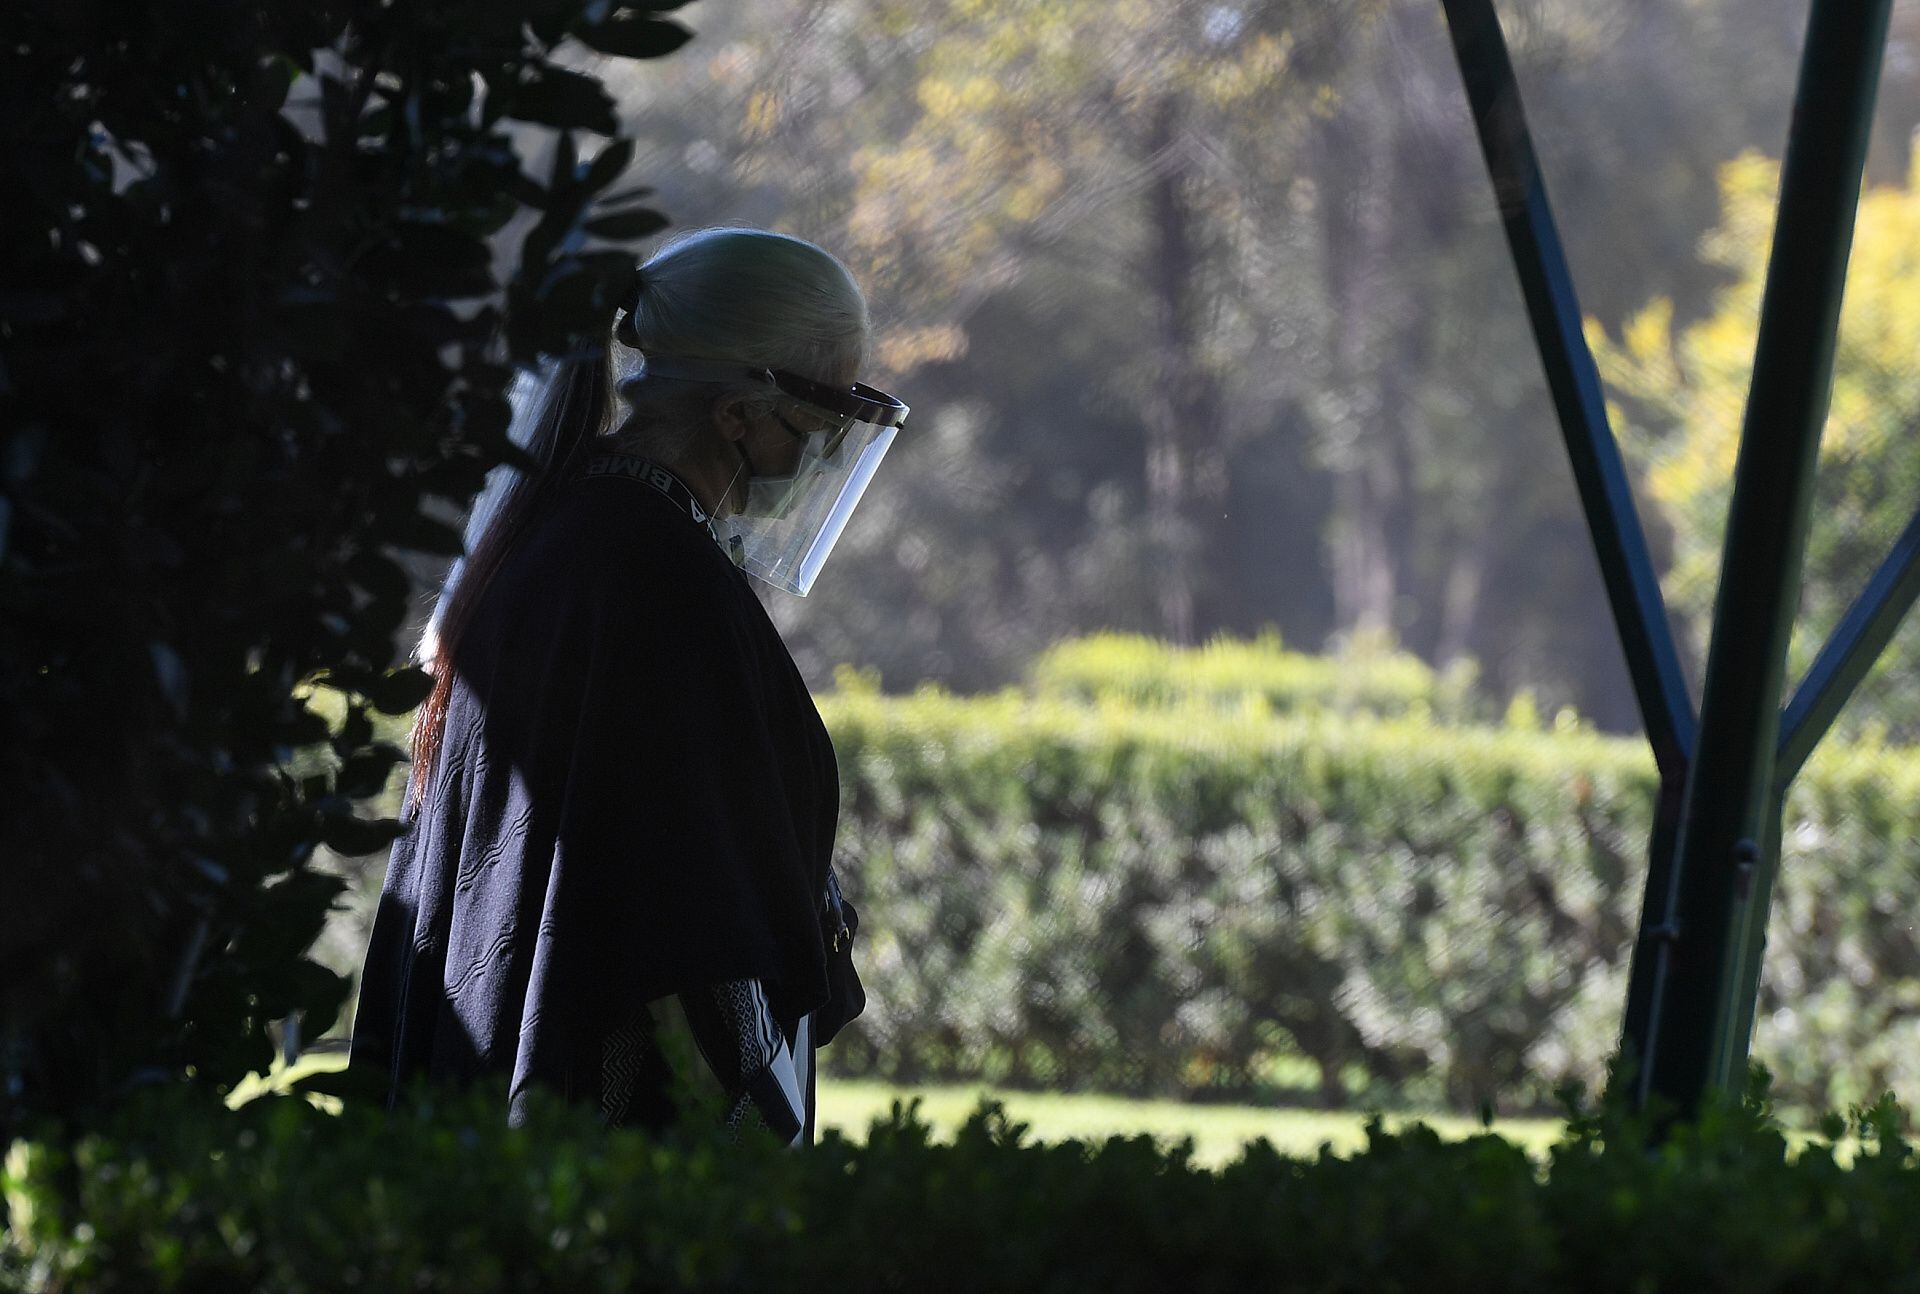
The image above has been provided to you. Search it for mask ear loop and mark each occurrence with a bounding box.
[712,435,753,568]
[716,389,786,518]
[716,450,749,520]
[719,394,802,519]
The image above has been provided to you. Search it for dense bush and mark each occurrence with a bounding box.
[7,1078,1920,1292]
[1025,631,1483,722]
[817,666,1920,1113]
[309,634,1920,1114]
[0,0,687,1135]
[821,679,1651,1110]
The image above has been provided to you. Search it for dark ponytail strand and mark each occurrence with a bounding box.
[408,349,614,808]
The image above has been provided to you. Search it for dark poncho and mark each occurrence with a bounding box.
[350,462,842,1124]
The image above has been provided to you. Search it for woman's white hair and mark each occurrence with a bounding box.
[416,227,870,664]
[624,225,869,382]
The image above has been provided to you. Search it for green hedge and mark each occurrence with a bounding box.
[1025,631,1482,722]
[816,670,1920,1113]
[322,635,1920,1114]
[8,1081,1920,1292]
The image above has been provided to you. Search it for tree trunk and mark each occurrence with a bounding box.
[1436,532,1492,669]
[1137,96,1228,645]
[1315,96,1404,642]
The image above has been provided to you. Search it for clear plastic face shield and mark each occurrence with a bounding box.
[630,356,910,596]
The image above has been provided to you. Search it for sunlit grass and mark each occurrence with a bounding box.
[232,1050,1564,1168]
[815,1078,1565,1167]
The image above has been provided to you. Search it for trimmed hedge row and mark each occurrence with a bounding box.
[323,636,1919,1113]
[1025,631,1482,722]
[7,1081,1920,1292]
[816,677,1920,1113]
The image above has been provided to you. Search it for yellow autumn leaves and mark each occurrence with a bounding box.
[1591,148,1920,701]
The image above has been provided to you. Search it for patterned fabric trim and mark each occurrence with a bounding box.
[600,978,808,1147]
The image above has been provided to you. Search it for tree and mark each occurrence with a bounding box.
[1593,150,1920,740]
[597,0,1898,733]
[834,0,1381,645]
[0,0,688,1135]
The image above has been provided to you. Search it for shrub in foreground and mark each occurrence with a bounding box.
[3,0,688,1137]
[6,1080,1920,1292]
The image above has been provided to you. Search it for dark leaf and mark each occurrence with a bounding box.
[337,704,374,751]
[285,704,334,748]
[598,182,655,206]
[550,130,579,192]
[317,812,405,856]
[358,667,434,715]
[346,549,410,604]
[289,960,352,1034]
[574,14,694,60]
[504,68,617,134]
[252,54,297,113]
[387,508,467,556]
[336,743,409,799]
[358,222,495,298]
[503,168,549,210]
[277,302,350,362]
[229,873,347,975]
[584,207,670,241]
[584,139,634,194]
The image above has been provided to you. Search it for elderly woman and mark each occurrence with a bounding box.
[350,228,902,1144]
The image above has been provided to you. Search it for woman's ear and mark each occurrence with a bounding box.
[710,392,754,444]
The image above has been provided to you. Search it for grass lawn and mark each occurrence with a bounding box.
[814,1079,1563,1166]
[235,1051,1564,1168]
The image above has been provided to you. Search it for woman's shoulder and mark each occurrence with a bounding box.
[560,474,767,638]
[550,472,736,585]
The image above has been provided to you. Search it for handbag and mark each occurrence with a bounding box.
[812,865,866,1046]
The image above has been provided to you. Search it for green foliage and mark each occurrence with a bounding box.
[816,648,1920,1112]
[1594,150,1920,739]
[0,0,687,1134]
[821,679,1655,1110]
[8,1079,1920,1291]
[1026,630,1483,723]
[696,0,1877,724]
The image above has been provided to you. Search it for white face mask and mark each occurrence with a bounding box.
[735,428,832,519]
[627,353,909,595]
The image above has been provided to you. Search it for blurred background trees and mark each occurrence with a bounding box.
[590,0,1920,734]
[1597,149,1920,738]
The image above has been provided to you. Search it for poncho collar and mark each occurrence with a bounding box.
[585,451,715,538]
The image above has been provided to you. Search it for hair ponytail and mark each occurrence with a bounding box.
[408,349,613,807]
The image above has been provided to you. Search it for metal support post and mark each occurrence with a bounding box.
[1437,0,1698,1097]
[1634,0,1890,1116]
[1778,506,1920,784]
[1437,0,1696,778]
[1720,792,1787,1083]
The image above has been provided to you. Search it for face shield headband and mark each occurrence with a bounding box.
[623,354,910,596]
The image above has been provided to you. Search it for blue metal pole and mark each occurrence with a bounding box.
[1724,503,1920,1069]
[1777,505,1920,785]
[1636,0,1890,1115]
[1437,0,1696,779]
[1436,0,1698,1098]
